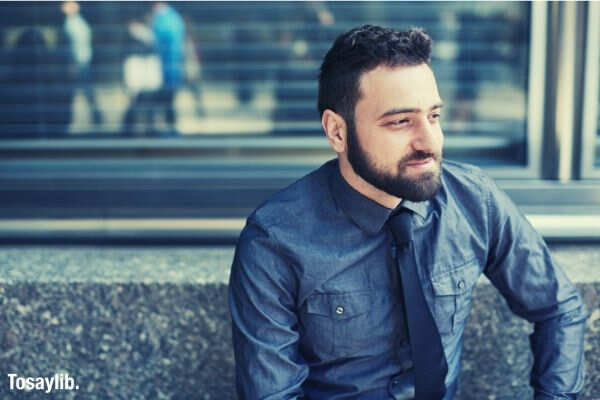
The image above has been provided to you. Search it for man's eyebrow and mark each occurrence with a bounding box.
[377,103,444,120]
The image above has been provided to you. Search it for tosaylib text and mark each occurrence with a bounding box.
[7,373,79,392]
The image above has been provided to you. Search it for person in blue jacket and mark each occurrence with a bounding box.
[151,2,185,134]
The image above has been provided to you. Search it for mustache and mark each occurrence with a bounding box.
[399,150,439,165]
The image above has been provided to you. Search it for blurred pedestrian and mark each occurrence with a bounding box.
[271,2,335,130]
[122,15,162,137]
[123,2,184,136]
[62,1,102,126]
[151,1,185,135]
[0,28,73,137]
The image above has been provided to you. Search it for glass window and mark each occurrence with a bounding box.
[581,1,600,178]
[0,2,533,167]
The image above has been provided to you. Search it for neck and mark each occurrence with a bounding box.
[338,155,402,210]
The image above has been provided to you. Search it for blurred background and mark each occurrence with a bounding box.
[0,3,599,398]
[0,1,598,242]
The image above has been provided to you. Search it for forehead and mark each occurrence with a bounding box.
[356,64,441,116]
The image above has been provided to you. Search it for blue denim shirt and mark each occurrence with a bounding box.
[229,159,587,399]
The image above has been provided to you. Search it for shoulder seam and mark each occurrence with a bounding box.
[245,215,287,262]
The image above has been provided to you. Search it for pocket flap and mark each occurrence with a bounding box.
[305,292,372,319]
[430,259,480,296]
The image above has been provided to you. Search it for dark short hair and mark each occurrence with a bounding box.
[317,25,433,124]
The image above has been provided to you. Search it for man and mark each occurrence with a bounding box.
[150,2,185,133]
[61,1,102,125]
[229,25,587,399]
[123,2,185,136]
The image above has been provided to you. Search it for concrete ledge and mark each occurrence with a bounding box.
[0,245,598,399]
[458,282,599,399]
[2,215,600,241]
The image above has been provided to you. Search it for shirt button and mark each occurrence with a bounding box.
[457,280,465,290]
[391,379,399,386]
[335,306,344,315]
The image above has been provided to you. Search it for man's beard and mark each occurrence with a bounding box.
[346,122,442,202]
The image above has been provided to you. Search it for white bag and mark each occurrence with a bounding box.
[124,54,163,92]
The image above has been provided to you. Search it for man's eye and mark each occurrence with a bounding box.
[430,113,441,120]
[388,119,409,126]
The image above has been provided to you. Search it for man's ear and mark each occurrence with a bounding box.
[321,109,347,154]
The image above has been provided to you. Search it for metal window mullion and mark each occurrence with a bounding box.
[553,2,580,182]
[527,2,548,178]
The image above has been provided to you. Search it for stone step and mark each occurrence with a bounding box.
[0,245,597,399]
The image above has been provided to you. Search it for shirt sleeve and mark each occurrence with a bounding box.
[482,177,588,398]
[229,218,309,400]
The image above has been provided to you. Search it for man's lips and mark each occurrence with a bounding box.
[404,157,435,167]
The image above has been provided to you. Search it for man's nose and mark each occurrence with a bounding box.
[412,118,440,152]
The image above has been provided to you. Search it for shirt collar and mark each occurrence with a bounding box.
[399,198,430,220]
[329,160,431,235]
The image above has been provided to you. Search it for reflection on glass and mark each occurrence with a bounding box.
[0,2,530,151]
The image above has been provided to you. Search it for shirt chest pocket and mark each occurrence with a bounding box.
[301,291,399,359]
[429,259,480,336]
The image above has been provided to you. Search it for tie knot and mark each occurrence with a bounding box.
[389,210,413,246]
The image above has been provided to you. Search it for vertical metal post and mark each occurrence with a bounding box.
[554,2,578,182]
[545,2,587,181]
[527,2,548,178]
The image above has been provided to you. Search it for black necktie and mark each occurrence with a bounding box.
[389,209,448,399]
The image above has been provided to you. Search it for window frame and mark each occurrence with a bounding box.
[5,1,600,242]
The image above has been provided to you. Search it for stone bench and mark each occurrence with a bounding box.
[0,244,598,399]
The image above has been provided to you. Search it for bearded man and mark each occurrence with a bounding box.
[229,25,587,400]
